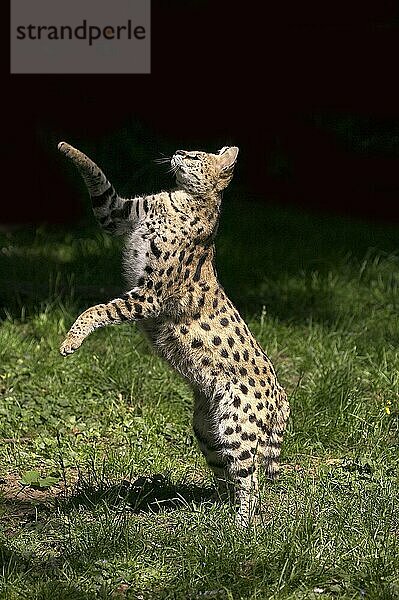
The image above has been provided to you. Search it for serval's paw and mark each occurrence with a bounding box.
[60,333,83,356]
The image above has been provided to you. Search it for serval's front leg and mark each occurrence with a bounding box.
[60,288,160,356]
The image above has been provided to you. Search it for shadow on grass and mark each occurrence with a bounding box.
[0,545,30,577]
[0,474,216,596]
[61,473,216,514]
[0,543,100,600]
[0,226,124,320]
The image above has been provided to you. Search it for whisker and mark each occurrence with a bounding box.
[167,164,179,174]
[153,151,171,164]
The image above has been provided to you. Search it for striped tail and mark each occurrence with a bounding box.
[58,142,126,233]
[58,142,117,197]
[264,391,290,479]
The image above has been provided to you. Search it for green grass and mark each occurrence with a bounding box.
[0,197,398,599]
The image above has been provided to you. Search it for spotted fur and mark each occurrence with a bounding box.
[58,141,289,525]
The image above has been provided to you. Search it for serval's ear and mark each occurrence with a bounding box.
[218,146,239,170]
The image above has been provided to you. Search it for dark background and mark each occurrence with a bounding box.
[5,0,399,225]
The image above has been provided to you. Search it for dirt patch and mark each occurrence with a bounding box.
[0,473,66,504]
[0,472,77,537]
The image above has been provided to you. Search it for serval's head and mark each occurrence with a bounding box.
[170,146,239,195]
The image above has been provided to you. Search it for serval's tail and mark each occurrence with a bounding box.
[264,389,290,479]
[58,141,121,207]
